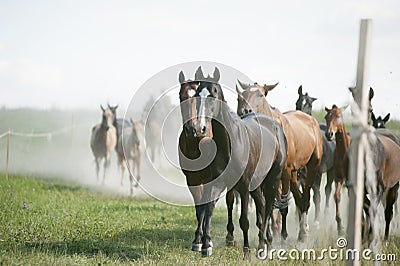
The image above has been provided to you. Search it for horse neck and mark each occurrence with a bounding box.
[258,99,274,117]
[335,124,350,155]
[212,105,232,154]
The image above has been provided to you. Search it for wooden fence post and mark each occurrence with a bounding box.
[346,19,372,266]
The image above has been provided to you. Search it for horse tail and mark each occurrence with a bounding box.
[274,190,291,210]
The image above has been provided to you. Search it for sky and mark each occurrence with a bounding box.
[1,0,399,118]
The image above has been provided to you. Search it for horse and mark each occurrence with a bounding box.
[236,81,323,241]
[325,105,400,241]
[107,104,134,186]
[142,97,162,164]
[295,86,335,223]
[179,67,288,259]
[371,112,390,129]
[119,118,144,196]
[90,105,117,184]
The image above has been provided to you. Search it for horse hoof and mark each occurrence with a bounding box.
[226,239,235,247]
[191,243,202,252]
[257,244,268,260]
[201,247,212,257]
[298,231,308,242]
[243,247,251,260]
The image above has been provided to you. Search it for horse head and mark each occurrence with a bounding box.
[178,68,201,137]
[295,85,317,115]
[100,105,115,131]
[193,67,222,138]
[324,104,348,141]
[371,112,390,129]
[236,80,278,116]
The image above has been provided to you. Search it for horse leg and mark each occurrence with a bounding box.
[312,171,322,225]
[225,189,235,246]
[135,156,141,187]
[128,159,136,196]
[238,189,250,260]
[103,156,110,185]
[258,179,277,260]
[289,174,305,240]
[191,204,205,252]
[334,178,344,235]
[95,157,100,182]
[201,200,216,257]
[118,154,125,186]
[324,167,334,214]
[250,187,267,257]
[234,190,241,214]
[362,193,371,242]
[384,182,399,241]
[280,170,291,241]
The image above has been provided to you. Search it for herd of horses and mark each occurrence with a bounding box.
[89,65,399,260]
[178,66,400,259]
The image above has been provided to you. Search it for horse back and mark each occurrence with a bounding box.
[376,134,400,189]
[281,110,322,167]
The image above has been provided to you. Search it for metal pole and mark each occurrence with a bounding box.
[346,19,372,266]
[5,128,10,180]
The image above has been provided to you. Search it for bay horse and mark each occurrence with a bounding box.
[179,67,288,259]
[118,118,143,196]
[325,105,400,241]
[236,80,323,241]
[295,86,335,223]
[90,105,117,184]
[108,104,134,186]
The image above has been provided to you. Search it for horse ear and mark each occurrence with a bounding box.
[236,85,242,95]
[298,85,303,95]
[213,67,220,82]
[264,82,279,93]
[369,87,374,100]
[179,71,185,84]
[348,86,356,97]
[100,105,105,112]
[325,107,330,112]
[195,66,205,81]
[371,111,376,122]
[311,97,318,102]
[383,113,390,123]
[237,79,250,90]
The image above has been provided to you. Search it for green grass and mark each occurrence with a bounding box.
[0,174,248,265]
[1,174,399,265]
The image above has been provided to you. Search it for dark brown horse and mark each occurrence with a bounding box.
[295,86,335,223]
[325,105,400,241]
[371,112,390,129]
[237,81,323,241]
[324,105,350,234]
[179,67,288,259]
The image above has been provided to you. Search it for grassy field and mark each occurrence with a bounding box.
[1,174,399,265]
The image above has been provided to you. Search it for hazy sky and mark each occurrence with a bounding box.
[1,1,399,118]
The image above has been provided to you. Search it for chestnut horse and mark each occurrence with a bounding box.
[237,81,323,240]
[179,67,288,258]
[295,86,335,223]
[325,105,400,240]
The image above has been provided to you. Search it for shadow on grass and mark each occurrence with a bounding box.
[16,226,194,262]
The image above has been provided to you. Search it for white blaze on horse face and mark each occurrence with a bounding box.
[250,87,259,92]
[197,88,210,131]
[188,89,195,98]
